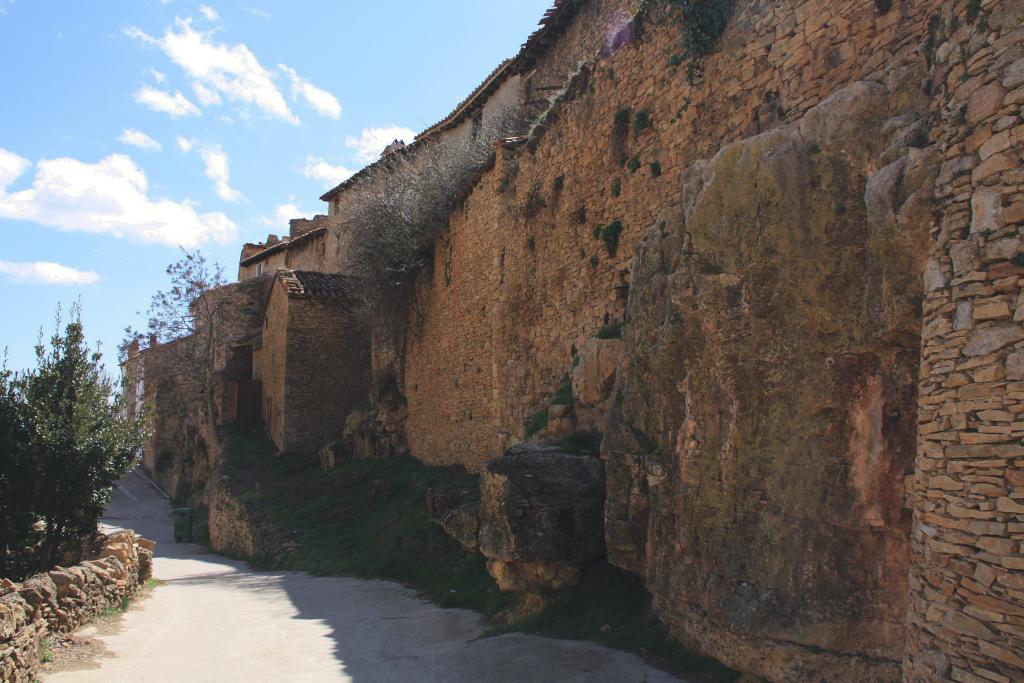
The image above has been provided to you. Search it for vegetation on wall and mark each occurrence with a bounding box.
[663,0,737,79]
[595,220,625,257]
[337,108,526,316]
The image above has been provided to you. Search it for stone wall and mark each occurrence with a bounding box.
[0,530,153,682]
[390,0,1022,680]
[402,0,942,468]
[904,1,1024,681]
[281,294,371,454]
[259,275,371,454]
[207,480,289,564]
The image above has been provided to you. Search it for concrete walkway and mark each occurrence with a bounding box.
[45,471,680,683]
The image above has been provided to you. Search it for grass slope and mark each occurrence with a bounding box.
[219,428,738,681]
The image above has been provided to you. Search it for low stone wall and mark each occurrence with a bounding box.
[0,530,154,682]
[207,479,292,565]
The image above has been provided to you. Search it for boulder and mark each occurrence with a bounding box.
[478,446,605,591]
[426,484,477,523]
[441,503,481,551]
[570,338,622,404]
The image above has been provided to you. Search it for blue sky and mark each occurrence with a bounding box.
[0,0,552,372]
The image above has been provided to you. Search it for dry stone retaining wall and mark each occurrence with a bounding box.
[0,530,153,682]
[904,1,1024,681]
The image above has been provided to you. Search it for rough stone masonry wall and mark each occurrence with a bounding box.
[0,530,153,682]
[404,0,943,468]
[904,1,1024,681]
[396,0,1020,680]
[282,295,371,454]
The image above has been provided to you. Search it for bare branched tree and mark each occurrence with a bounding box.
[337,107,525,312]
[122,249,228,456]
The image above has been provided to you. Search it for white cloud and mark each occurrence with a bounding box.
[303,155,353,188]
[246,7,270,19]
[200,144,242,202]
[134,84,201,117]
[259,202,309,227]
[148,68,167,83]
[0,261,101,286]
[118,128,162,152]
[198,4,219,22]
[129,17,298,124]
[0,147,236,247]
[122,25,156,44]
[175,136,194,153]
[192,80,222,106]
[279,64,341,120]
[0,147,31,187]
[345,125,415,163]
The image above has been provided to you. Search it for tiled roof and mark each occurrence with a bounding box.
[239,226,327,266]
[319,0,582,202]
[277,269,358,299]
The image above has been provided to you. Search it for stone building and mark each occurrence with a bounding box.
[238,215,330,281]
[253,269,370,454]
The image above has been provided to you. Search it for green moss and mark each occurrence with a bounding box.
[553,174,564,192]
[526,408,549,438]
[627,155,641,173]
[632,110,652,136]
[596,322,622,340]
[611,177,622,197]
[598,220,624,257]
[552,374,574,405]
[649,161,662,177]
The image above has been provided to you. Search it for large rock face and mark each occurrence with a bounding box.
[479,445,605,591]
[603,80,936,682]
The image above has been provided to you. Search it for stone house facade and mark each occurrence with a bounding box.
[254,269,370,454]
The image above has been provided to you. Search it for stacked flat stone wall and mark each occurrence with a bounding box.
[402,0,945,468]
[0,530,153,682]
[905,1,1024,681]
[282,295,370,454]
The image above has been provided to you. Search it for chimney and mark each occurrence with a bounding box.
[266,234,279,246]
[240,243,263,260]
[148,333,158,348]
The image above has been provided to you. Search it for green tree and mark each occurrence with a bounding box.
[19,307,146,566]
[0,359,38,578]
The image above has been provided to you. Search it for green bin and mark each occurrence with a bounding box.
[172,507,193,542]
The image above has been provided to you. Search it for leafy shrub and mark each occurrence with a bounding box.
[526,408,549,437]
[552,375,573,406]
[627,155,641,173]
[632,110,652,135]
[598,220,624,257]
[669,0,736,78]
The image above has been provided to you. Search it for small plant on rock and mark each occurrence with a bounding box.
[632,110,652,136]
[611,178,622,197]
[627,155,641,173]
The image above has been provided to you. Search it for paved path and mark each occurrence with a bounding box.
[46,471,680,683]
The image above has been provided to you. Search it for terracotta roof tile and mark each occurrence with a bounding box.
[278,269,359,299]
